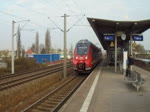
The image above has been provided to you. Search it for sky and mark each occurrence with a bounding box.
[0,0,150,51]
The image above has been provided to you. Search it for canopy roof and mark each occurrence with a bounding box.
[88,18,150,50]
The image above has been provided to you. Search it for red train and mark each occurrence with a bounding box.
[73,39,102,73]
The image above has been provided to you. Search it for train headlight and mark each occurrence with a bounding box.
[85,56,88,59]
[76,56,78,59]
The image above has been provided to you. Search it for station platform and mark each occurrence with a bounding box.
[60,61,150,112]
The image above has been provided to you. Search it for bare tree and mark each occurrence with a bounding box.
[41,48,46,54]
[22,46,25,58]
[39,44,46,54]
[50,48,55,54]
[57,48,62,53]
[134,44,145,54]
[16,25,22,58]
[45,29,51,54]
[35,32,39,54]
[31,43,35,53]
[69,44,74,57]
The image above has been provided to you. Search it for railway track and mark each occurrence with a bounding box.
[134,59,150,71]
[22,75,87,112]
[0,63,73,91]
[0,62,72,80]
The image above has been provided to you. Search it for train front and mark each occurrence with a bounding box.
[73,40,92,72]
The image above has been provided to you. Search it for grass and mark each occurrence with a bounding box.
[0,68,74,111]
[0,58,43,75]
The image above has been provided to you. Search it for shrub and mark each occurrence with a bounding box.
[0,58,42,74]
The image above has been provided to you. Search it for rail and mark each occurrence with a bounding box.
[0,63,73,91]
[22,75,87,112]
[0,62,72,80]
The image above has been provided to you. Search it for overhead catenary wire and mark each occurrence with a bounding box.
[19,20,30,29]
[16,0,67,17]
[0,10,45,52]
[1,0,97,50]
[61,0,89,41]
[16,1,73,33]
[42,0,65,15]
[0,10,23,20]
[16,0,87,33]
[48,17,64,32]
[16,3,57,19]
[67,15,85,32]
[0,10,49,29]
[21,29,35,31]
[68,0,99,43]
[13,20,30,36]
[61,1,88,27]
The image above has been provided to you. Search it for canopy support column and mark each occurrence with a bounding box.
[107,46,110,66]
[115,33,117,72]
[130,33,133,56]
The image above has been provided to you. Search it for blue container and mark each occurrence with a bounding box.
[52,54,60,61]
[33,54,52,64]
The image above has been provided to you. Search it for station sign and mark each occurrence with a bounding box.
[104,35,115,41]
[132,42,136,47]
[132,34,143,41]
[110,41,114,47]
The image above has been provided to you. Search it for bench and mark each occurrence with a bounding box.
[125,71,146,91]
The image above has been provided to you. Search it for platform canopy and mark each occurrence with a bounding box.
[88,18,150,50]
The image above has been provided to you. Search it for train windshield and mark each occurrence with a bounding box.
[76,43,89,55]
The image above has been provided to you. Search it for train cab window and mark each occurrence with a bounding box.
[76,43,89,55]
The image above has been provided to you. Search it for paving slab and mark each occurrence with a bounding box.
[60,64,150,112]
